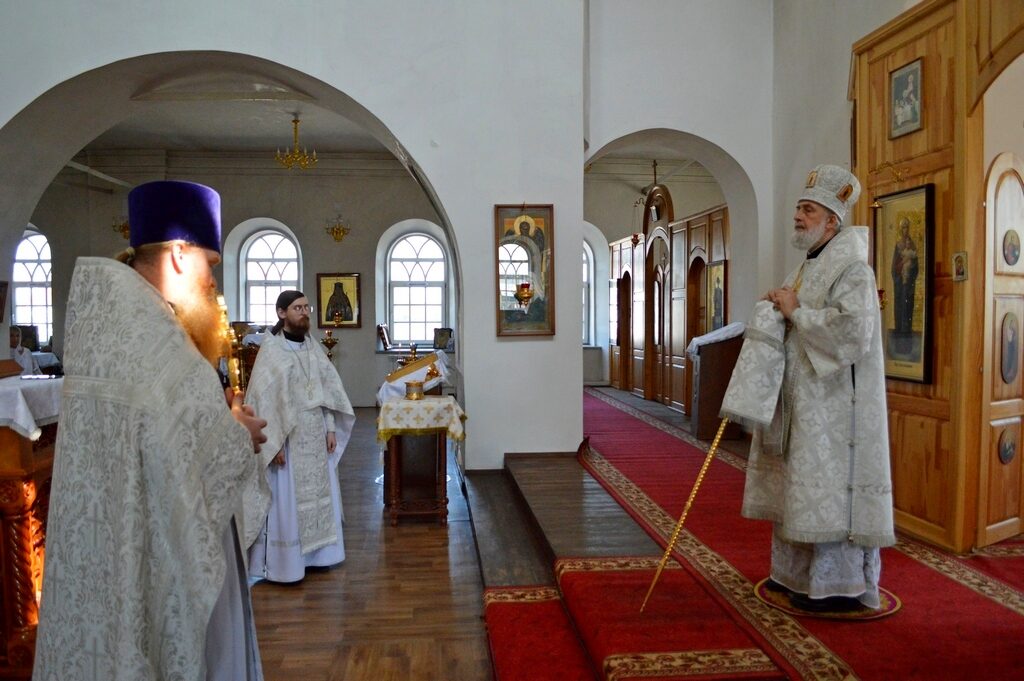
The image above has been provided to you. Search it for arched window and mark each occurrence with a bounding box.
[12,230,52,345]
[387,234,447,344]
[242,231,299,326]
[582,242,594,344]
[497,242,530,309]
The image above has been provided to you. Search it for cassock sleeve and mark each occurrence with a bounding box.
[790,261,878,378]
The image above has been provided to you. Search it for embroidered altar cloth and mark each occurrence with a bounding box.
[377,395,466,442]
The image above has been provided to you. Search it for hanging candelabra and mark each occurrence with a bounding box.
[275,117,317,170]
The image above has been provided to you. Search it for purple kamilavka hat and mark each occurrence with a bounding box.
[128,180,222,254]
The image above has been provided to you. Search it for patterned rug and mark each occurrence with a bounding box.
[752,578,901,621]
[582,387,1024,680]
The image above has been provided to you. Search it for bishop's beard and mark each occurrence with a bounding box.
[176,288,223,367]
[791,217,828,251]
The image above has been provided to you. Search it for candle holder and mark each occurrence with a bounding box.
[320,312,342,360]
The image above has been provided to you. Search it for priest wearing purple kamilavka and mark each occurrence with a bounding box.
[35,180,269,680]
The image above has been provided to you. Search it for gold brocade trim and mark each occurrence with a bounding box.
[586,387,1024,618]
[554,556,678,585]
[896,538,1024,617]
[579,445,855,680]
[971,544,1024,558]
[385,352,441,381]
[376,427,465,442]
[483,586,561,607]
[604,649,778,681]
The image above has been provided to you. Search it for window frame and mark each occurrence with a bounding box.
[385,232,448,346]
[240,229,301,327]
[11,229,53,345]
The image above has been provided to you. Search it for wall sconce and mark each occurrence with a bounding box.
[325,215,351,242]
[112,216,129,240]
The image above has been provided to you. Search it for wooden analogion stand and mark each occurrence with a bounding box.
[377,395,465,526]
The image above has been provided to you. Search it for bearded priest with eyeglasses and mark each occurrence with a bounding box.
[242,290,355,584]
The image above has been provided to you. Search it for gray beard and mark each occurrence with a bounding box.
[791,220,827,251]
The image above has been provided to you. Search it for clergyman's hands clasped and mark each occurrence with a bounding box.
[764,287,800,320]
[226,388,268,454]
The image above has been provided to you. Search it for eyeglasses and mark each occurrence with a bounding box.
[290,304,312,313]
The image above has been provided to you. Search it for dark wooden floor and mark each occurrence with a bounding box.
[249,387,723,677]
[251,407,492,680]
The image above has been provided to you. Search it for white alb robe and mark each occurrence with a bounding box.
[243,332,355,583]
[737,228,895,606]
[10,345,39,375]
[34,257,267,681]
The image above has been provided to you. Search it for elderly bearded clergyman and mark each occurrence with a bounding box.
[733,164,895,613]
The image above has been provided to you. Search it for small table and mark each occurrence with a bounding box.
[377,395,465,526]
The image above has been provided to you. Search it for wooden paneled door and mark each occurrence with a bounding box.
[645,237,669,402]
[980,152,1024,546]
[668,222,688,412]
[631,236,646,398]
[612,271,632,391]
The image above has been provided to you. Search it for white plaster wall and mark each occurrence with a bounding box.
[0,0,585,470]
[586,0,775,323]
[984,55,1024,170]
[772,0,914,280]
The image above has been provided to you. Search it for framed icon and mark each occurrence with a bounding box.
[889,58,922,138]
[495,204,555,336]
[874,184,933,383]
[316,273,361,328]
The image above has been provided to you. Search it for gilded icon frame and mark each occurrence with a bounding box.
[873,184,933,383]
[316,273,361,329]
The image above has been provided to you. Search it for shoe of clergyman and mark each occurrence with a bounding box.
[764,578,796,597]
[788,592,865,613]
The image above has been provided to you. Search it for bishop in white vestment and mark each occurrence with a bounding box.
[739,165,895,612]
[244,290,355,583]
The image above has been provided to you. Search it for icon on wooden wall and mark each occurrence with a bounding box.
[889,58,922,138]
[706,260,727,332]
[998,427,1017,465]
[1002,312,1019,385]
[951,251,967,282]
[874,184,933,383]
[1003,230,1021,267]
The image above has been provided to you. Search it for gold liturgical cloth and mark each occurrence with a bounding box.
[377,395,466,442]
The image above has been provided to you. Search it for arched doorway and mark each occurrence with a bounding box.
[0,52,461,366]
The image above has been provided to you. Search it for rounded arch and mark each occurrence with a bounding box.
[587,128,761,323]
[0,50,461,354]
[223,217,303,320]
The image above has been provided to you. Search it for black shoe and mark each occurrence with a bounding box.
[764,578,796,597]
[789,592,865,613]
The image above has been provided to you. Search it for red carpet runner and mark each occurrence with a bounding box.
[582,388,1024,680]
[483,586,596,681]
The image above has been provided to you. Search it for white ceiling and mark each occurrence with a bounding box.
[86,100,389,153]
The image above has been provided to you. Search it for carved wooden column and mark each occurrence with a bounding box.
[0,424,55,679]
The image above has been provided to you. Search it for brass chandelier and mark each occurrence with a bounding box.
[275,117,317,170]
